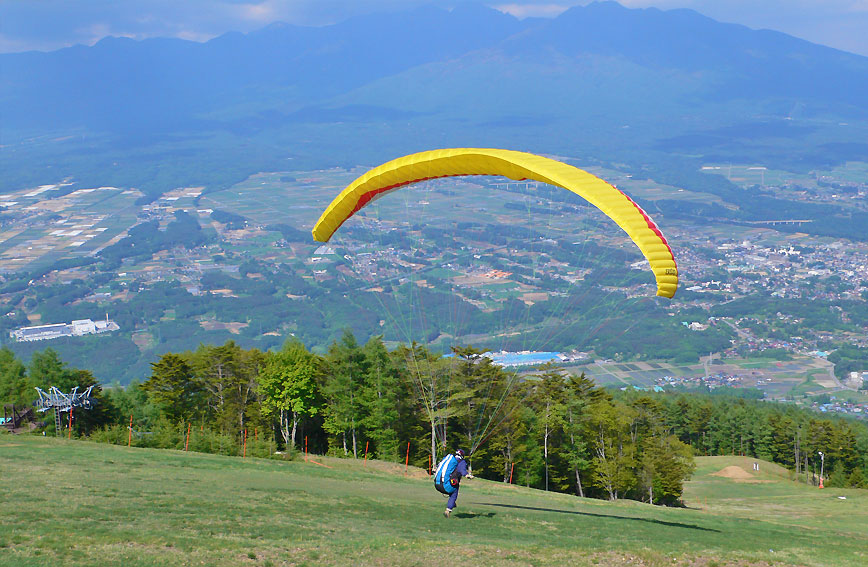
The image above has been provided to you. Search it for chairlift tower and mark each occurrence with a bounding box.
[34,386,95,435]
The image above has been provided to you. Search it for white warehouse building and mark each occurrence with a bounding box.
[10,316,119,342]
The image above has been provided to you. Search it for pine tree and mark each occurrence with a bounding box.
[0,347,29,406]
[587,399,636,500]
[143,353,199,423]
[359,336,404,460]
[322,329,369,457]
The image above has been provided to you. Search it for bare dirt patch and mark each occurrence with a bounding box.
[521,292,549,305]
[314,456,433,479]
[131,332,153,352]
[712,466,755,480]
[199,321,249,334]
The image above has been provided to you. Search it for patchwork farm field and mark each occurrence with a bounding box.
[575,355,838,400]
[1,436,866,567]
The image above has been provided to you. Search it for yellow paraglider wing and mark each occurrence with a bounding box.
[312,148,678,298]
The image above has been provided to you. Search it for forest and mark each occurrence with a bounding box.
[3,334,866,507]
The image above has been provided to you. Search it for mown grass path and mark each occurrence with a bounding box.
[1,436,866,566]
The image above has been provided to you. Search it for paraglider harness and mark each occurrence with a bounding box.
[434,452,463,495]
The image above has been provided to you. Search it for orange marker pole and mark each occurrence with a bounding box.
[185,423,191,451]
[404,441,410,475]
[305,436,308,462]
[68,408,73,439]
[509,462,515,484]
[128,414,133,447]
[364,441,369,466]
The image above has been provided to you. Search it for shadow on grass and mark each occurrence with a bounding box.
[454,511,496,519]
[474,502,720,532]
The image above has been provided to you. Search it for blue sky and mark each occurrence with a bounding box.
[2,1,867,56]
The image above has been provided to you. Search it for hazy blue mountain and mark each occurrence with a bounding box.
[0,3,528,133]
[2,1,866,193]
[509,1,867,110]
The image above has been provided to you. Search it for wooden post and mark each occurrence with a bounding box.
[404,441,410,475]
[428,454,431,476]
[509,462,515,484]
[185,423,191,451]
[364,441,369,466]
[68,407,73,439]
[128,414,133,447]
[243,429,247,458]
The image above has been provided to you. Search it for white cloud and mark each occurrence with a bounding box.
[494,3,572,18]
[234,1,280,23]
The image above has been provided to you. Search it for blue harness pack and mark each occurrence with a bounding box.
[434,454,460,495]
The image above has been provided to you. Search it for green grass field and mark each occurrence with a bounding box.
[1,436,866,566]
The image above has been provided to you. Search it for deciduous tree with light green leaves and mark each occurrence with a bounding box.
[258,339,323,449]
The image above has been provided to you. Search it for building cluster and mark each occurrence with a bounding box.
[10,317,119,342]
[681,238,868,302]
[655,373,744,389]
[812,399,868,419]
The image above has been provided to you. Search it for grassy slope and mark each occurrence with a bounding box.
[1,436,866,567]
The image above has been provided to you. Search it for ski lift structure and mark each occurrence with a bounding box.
[34,385,95,435]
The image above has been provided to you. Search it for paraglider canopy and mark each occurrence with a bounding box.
[312,148,678,298]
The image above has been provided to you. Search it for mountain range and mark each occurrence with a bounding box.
[2,1,867,194]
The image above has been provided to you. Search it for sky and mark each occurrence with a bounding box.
[2,0,868,57]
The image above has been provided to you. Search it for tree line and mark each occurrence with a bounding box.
[2,335,867,506]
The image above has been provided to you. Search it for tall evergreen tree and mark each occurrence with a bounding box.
[394,341,452,463]
[322,329,368,457]
[142,353,200,423]
[529,366,568,492]
[587,399,637,500]
[0,346,29,406]
[359,336,404,460]
[191,341,264,434]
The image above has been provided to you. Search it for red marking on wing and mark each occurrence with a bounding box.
[615,186,676,262]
